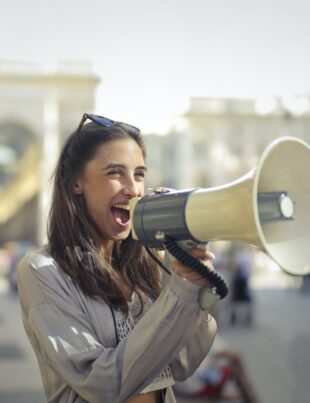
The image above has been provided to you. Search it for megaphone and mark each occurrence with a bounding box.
[129,136,310,280]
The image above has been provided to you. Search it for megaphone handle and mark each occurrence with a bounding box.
[164,237,229,299]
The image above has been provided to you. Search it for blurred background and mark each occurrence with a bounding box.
[0,0,310,402]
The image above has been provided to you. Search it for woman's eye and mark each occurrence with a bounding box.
[135,171,145,179]
[108,170,121,177]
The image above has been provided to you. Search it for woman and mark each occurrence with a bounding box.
[17,114,218,403]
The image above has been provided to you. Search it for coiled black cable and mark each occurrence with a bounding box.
[164,237,229,299]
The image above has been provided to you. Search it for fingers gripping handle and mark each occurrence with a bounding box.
[164,237,229,300]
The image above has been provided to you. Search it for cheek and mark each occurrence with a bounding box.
[82,185,106,213]
[86,181,120,214]
[138,182,145,196]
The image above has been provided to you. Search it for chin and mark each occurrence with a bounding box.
[113,230,131,241]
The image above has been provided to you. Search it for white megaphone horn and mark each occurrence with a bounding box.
[129,136,310,277]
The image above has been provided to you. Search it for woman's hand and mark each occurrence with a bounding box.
[171,248,216,287]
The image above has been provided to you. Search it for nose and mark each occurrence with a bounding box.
[122,176,142,198]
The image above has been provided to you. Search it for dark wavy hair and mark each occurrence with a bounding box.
[47,121,161,314]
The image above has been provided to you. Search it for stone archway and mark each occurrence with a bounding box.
[0,122,40,243]
[0,60,100,244]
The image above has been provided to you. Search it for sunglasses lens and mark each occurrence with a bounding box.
[119,122,140,135]
[78,113,140,135]
[89,115,117,127]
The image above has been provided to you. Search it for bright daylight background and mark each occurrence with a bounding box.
[1,2,310,403]
[1,0,310,133]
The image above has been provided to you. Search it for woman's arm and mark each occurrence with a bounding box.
[169,311,217,381]
[18,250,217,403]
[158,251,218,381]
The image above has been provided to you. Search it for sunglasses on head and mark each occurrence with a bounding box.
[77,113,141,136]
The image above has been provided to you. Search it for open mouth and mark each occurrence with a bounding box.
[111,204,130,226]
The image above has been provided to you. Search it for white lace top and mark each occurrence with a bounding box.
[114,291,175,394]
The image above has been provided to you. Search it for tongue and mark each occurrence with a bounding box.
[111,207,129,224]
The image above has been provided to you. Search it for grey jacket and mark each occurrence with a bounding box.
[17,248,217,403]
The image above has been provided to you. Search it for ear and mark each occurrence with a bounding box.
[74,179,83,195]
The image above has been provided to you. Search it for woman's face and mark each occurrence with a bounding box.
[75,137,146,242]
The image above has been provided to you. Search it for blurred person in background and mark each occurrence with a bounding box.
[17,114,219,403]
[0,242,12,289]
[174,335,260,403]
[300,273,310,293]
[229,244,254,326]
[209,242,254,328]
[5,239,34,293]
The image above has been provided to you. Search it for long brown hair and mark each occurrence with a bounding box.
[47,121,161,314]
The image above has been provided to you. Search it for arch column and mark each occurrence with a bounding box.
[38,91,60,244]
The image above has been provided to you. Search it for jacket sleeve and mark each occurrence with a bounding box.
[159,256,218,381]
[169,311,217,381]
[17,251,217,403]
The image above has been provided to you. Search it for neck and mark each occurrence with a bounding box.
[99,239,115,262]
[99,239,133,300]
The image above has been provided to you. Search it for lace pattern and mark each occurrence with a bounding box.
[114,292,175,393]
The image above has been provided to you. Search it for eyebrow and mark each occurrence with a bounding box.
[103,163,148,172]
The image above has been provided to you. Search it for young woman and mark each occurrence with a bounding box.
[17,114,218,403]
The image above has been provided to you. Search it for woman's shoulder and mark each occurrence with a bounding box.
[17,246,76,310]
[18,245,56,274]
[17,246,67,291]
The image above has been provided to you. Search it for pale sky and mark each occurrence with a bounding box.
[1,0,310,133]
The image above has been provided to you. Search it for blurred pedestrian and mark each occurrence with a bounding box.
[6,240,33,293]
[174,335,261,403]
[230,245,254,325]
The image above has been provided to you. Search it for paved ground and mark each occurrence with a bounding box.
[0,277,310,403]
[223,288,310,403]
[0,290,45,403]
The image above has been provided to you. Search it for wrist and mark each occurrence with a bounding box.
[198,287,220,311]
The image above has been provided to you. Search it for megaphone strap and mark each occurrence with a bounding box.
[144,246,172,276]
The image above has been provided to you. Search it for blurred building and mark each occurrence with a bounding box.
[0,60,100,244]
[145,96,310,189]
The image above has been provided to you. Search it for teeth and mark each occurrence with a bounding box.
[113,205,130,211]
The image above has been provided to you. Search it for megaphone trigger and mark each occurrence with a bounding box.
[176,239,209,251]
[176,240,216,268]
